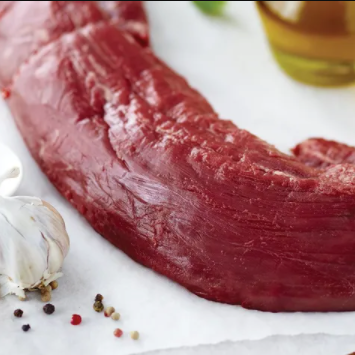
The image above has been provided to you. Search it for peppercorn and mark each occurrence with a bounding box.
[104,306,115,317]
[111,312,120,321]
[14,309,23,318]
[41,291,51,303]
[22,324,31,332]
[93,301,104,312]
[130,331,139,340]
[114,328,123,338]
[71,314,82,325]
[43,304,55,315]
[95,294,103,302]
[50,281,58,290]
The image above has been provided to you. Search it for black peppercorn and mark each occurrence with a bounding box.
[14,309,23,318]
[95,294,103,302]
[22,324,31,332]
[43,304,55,315]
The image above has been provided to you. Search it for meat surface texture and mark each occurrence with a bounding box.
[293,138,355,169]
[3,2,355,312]
[0,1,148,88]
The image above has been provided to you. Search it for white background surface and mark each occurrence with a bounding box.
[1,1,355,354]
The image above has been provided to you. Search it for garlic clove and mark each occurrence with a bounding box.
[0,166,70,297]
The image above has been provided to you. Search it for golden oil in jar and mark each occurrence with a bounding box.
[257,1,355,86]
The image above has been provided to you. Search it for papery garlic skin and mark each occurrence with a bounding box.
[0,168,69,297]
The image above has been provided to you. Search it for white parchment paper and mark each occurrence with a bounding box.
[1,2,355,354]
[135,335,355,355]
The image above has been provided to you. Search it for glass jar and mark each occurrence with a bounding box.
[257,1,355,86]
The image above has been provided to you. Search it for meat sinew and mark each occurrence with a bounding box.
[3,3,355,312]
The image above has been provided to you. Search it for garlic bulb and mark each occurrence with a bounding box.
[0,167,70,298]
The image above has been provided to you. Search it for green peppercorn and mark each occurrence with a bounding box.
[93,301,104,312]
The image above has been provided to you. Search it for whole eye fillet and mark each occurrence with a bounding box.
[3,2,355,312]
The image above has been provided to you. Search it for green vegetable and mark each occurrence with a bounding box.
[192,1,227,16]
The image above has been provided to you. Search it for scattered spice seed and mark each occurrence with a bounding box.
[71,314,82,326]
[50,281,58,290]
[113,328,123,338]
[41,291,51,303]
[22,324,31,332]
[111,312,120,321]
[93,301,104,313]
[14,309,23,318]
[43,304,55,315]
[104,306,115,317]
[95,294,103,302]
[130,331,140,340]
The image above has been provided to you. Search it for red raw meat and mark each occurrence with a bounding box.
[293,138,355,169]
[97,1,149,46]
[3,3,355,312]
[0,1,148,89]
[0,1,14,15]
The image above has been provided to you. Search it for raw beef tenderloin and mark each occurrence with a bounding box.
[2,3,355,312]
[0,1,148,89]
[294,138,355,169]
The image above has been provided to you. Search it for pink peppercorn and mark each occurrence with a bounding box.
[71,314,82,326]
[113,329,123,338]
